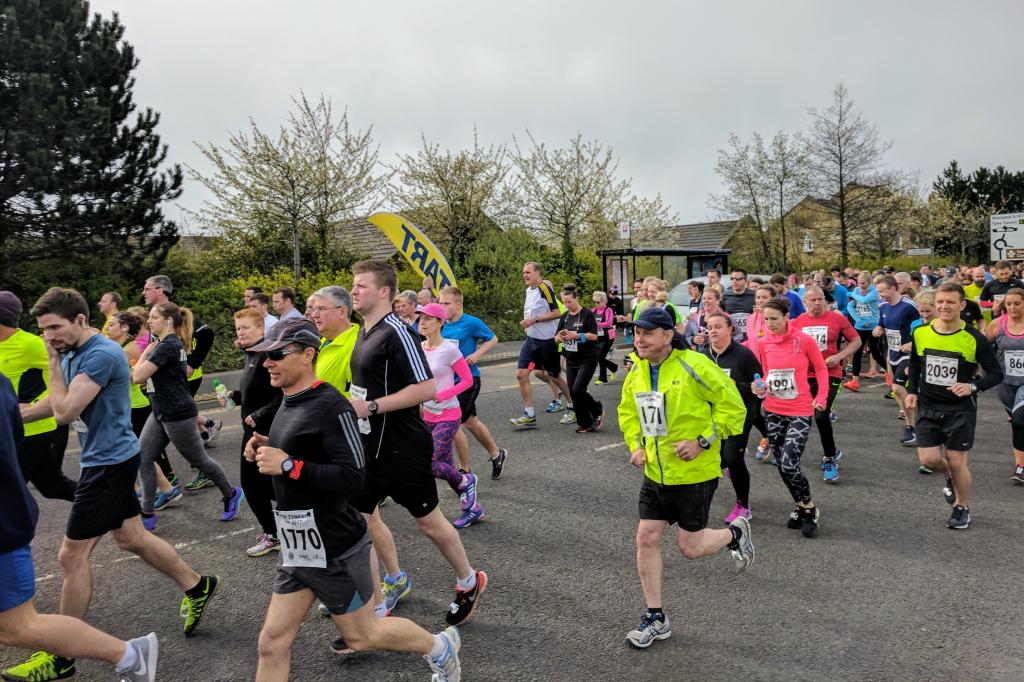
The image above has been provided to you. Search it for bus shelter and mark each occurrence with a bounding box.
[597,247,730,296]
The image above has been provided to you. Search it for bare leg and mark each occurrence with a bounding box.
[464,417,500,458]
[414,508,472,580]
[516,368,533,409]
[454,428,471,472]
[0,601,127,665]
[333,601,434,654]
[56,537,102,619]
[636,520,666,609]
[256,590,315,682]
[675,527,732,559]
[945,450,972,507]
[111,516,201,590]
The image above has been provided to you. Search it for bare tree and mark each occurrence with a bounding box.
[757,130,809,269]
[507,131,629,282]
[388,128,510,273]
[186,93,385,279]
[709,133,779,270]
[805,82,901,266]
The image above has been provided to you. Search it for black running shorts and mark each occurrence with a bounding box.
[517,337,561,377]
[457,376,482,423]
[915,406,976,451]
[274,534,374,615]
[66,455,142,540]
[352,451,439,518]
[638,477,718,532]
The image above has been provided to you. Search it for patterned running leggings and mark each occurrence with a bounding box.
[765,412,814,504]
[430,419,463,493]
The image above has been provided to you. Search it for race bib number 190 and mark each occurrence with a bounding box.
[635,391,667,437]
[274,509,326,568]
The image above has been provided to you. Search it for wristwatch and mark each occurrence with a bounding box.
[281,457,295,474]
[368,399,379,414]
[969,382,978,394]
[697,435,712,450]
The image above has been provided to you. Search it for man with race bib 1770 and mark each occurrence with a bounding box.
[617,307,754,650]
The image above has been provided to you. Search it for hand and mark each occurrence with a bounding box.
[905,394,918,410]
[813,401,825,412]
[255,445,288,475]
[752,384,766,399]
[694,333,706,346]
[630,448,646,468]
[899,343,911,353]
[217,397,227,408]
[234,338,243,348]
[244,432,268,462]
[349,398,370,419]
[825,354,841,368]
[466,351,481,366]
[45,340,61,362]
[872,326,883,337]
[521,318,534,330]
[574,331,582,340]
[186,365,195,379]
[616,315,627,323]
[947,383,974,397]
[673,440,702,461]
[244,415,256,428]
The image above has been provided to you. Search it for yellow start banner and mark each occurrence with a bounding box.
[367,212,458,289]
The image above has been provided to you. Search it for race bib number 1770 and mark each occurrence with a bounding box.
[274,509,326,568]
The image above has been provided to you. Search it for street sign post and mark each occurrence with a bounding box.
[906,247,933,256]
[991,212,1024,261]
[618,220,631,241]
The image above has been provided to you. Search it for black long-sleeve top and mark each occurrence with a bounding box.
[269,381,367,558]
[231,346,282,434]
[186,318,214,371]
[701,341,764,417]
[907,321,1002,411]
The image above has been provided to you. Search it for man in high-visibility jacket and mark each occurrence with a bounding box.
[617,306,754,650]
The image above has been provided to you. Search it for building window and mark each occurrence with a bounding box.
[803,233,814,253]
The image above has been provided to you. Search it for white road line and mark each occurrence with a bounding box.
[594,442,625,452]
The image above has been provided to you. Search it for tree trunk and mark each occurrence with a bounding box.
[292,217,302,282]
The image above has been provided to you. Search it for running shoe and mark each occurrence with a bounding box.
[843,378,861,392]
[142,514,157,532]
[459,473,478,511]
[184,471,214,490]
[246,533,280,557]
[947,505,970,530]
[1011,465,1024,485]
[754,438,770,461]
[220,487,245,522]
[2,653,75,681]
[899,426,917,446]
[787,509,802,529]
[168,474,179,487]
[609,372,616,381]
[490,449,508,480]
[180,575,219,636]
[724,501,752,524]
[119,633,158,682]
[918,465,934,475]
[559,409,577,425]
[943,477,955,505]
[203,418,223,448]
[329,636,353,655]
[594,378,607,385]
[829,411,838,423]
[445,570,487,625]
[728,516,755,570]
[509,413,537,429]
[574,425,592,434]
[885,371,893,387]
[863,369,881,379]
[884,390,895,400]
[153,485,183,511]
[453,504,485,529]
[801,507,820,538]
[822,457,839,483]
[625,612,672,649]
[425,626,461,682]
[593,403,605,431]
[898,410,906,420]
[545,399,564,413]
[318,603,331,618]
[835,449,843,463]
[382,571,412,613]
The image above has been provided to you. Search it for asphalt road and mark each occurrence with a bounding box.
[5,356,1024,681]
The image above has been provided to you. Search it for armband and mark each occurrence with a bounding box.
[577,334,586,344]
[289,459,304,481]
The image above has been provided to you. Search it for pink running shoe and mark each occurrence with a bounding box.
[724,502,752,524]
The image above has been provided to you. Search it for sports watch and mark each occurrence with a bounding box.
[281,457,295,474]
[697,435,712,450]
[368,399,379,414]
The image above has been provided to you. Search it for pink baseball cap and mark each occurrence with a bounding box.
[419,303,447,321]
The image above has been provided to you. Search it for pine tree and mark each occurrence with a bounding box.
[0,0,182,289]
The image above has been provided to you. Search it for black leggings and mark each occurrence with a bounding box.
[765,412,814,504]
[566,362,600,428]
[852,329,885,375]
[17,428,77,501]
[240,423,277,536]
[720,419,753,507]
[996,383,1024,451]
[808,378,842,458]
[597,337,618,382]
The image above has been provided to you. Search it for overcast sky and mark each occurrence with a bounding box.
[91,0,1024,231]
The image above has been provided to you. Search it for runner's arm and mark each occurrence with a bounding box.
[973,331,1003,392]
[294,410,365,494]
[133,359,159,384]
[834,320,862,362]
[805,339,831,408]
[617,373,644,453]
[906,333,921,395]
[187,324,214,370]
[377,379,437,413]
[436,358,473,401]
[19,395,52,422]
[49,373,102,424]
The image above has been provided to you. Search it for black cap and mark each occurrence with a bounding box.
[248,317,321,352]
[625,307,675,330]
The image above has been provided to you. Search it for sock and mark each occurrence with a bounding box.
[456,570,477,591]
[384,572,404,584]
[459,474,469,490]
[116,643,137,673]
[727,525,742,550]
[141,512,154,519]
[428,633,447,659]
[186,576,209,598]
[374,603,388,618]
[646,608,664,620]
[566,404,574,411]
[524,406,535,418]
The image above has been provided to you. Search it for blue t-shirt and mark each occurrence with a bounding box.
[785,291,806,319]
[442,313,496,379]
[61,334,139,468]
[879,298,920,366]
[831,285,849,314]
[650,364,661,392]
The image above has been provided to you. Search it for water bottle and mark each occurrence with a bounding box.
[213,379,235,410]
[753,373,766,393]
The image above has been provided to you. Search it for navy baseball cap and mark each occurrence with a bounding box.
[248,317,321,352]
[626,307,675,330]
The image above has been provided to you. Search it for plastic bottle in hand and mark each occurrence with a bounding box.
[213,379,235,410]
[753,373,766,396]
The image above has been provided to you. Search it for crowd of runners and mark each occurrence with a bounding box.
[1,256,1021,679]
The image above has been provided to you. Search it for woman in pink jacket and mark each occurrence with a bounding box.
[752,298,830,538]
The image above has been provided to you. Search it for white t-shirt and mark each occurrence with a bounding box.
[524,283,559,340]
[422,340,463,413]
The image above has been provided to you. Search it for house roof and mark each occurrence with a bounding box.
[658,220,740,250]
[335,217,398,260]
[174,234,216,253]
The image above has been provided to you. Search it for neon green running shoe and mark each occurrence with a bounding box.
[180,575,219,636]
[381,571,413,613]
[2,652,75,681]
